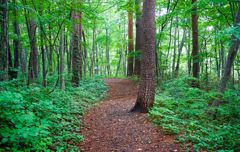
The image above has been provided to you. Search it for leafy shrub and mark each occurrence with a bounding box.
[0,77,108,151]
[149,75,240,151]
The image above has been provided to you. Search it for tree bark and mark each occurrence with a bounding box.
[127,0,134,76]
[106,28,110,75]
[72,4,82,86]
[12,0,20,79]
[207,1,240,118]
[192,0,200,87]
[175,27,187,73]
[134,0,142,77]
[0,0,8,82]
[131,0,156,113]
[119,13,126,76]
[30,20,38,78]
[60,25,65,90]
[82,30,87,77]
[91,25,96,76]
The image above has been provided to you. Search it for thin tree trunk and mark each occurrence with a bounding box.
[12,0,20,79]
[134,0,142,76]
[60,24,65,90]
[166,17,173,67]
[91,25,96,76]
[106,28,110,75]
[192,0,200,87]
[127,0,134,76]
[207,1,240,118]
[119,13,125,76]
[0,0,9,82]
[175,27,187,73]
[82,30,87,77]
[172,21,177,74]
[30,20,38,78]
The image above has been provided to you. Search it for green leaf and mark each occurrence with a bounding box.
[1,133,10,137]
[2,138,8,143]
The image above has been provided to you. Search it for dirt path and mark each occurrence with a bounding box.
[78,78,181,152]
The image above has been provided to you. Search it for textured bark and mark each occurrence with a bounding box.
[127,0,134,76]
[40,22,46,87]
[175,27,187,72]
[166,17,173,67]
[30,20,38,78]
[13,0,20,76]
[192,0,200,87]
[91,25,96,76]
[131,0,156,113]
[0,0,8,82]
[106,28,110,75]
[207,1,240,118]
[134,0,142,77]
[49,23,53,76]
[172,21,177,74]
[82,30,87,77]
[119,13,125,76]
[60,25,65,90]
[72,4,82,86]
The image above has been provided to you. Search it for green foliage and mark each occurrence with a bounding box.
[149,75,240,151]
[0,77,108,151]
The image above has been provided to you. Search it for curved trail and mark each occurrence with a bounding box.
[78,78,181,152]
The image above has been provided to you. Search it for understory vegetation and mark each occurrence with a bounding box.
[0,76,108,151]
[149,75,240,151]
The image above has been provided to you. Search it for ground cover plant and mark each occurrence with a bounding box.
[0,76,108,151]
[149,75,240,151]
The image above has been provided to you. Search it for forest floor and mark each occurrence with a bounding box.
[78,78,182,152]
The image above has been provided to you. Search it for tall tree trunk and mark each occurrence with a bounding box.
[131,0,156,113]
[48,8,53,76]
[72,6,82,86]
[0,0,8,82]
[106,28,110,75]
[60,25,65,90]
[91,25,96,76]
[207,1,240,118]
[215,48,220,77]
[127,0,134,76]
[40,22,46,87]
[119,13,126,76]
[116,50,122,76]
[166,17,173,68]
[172,20,177,74]
[30,20,38,78]
[12,0,20,79]
[187,27,191,75]
[192,0,200,87]
[134,0,142,76]
[82,30,87,77]
[175,27,187,73]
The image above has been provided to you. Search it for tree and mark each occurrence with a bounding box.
[192,0,200,87]
[127,0,134,76]
[134,0,142,76]
[72,1,82,86]
[207,1,240,118]
[0,0,8,82]
[131,0,156,113]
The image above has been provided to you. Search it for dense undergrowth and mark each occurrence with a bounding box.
[149,75,240,151]
[0,76,108,151]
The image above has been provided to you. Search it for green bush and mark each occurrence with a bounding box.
[149,75,240,151]
[0,77,108,151]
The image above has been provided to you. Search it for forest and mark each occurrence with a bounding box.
[0,0,240,151]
